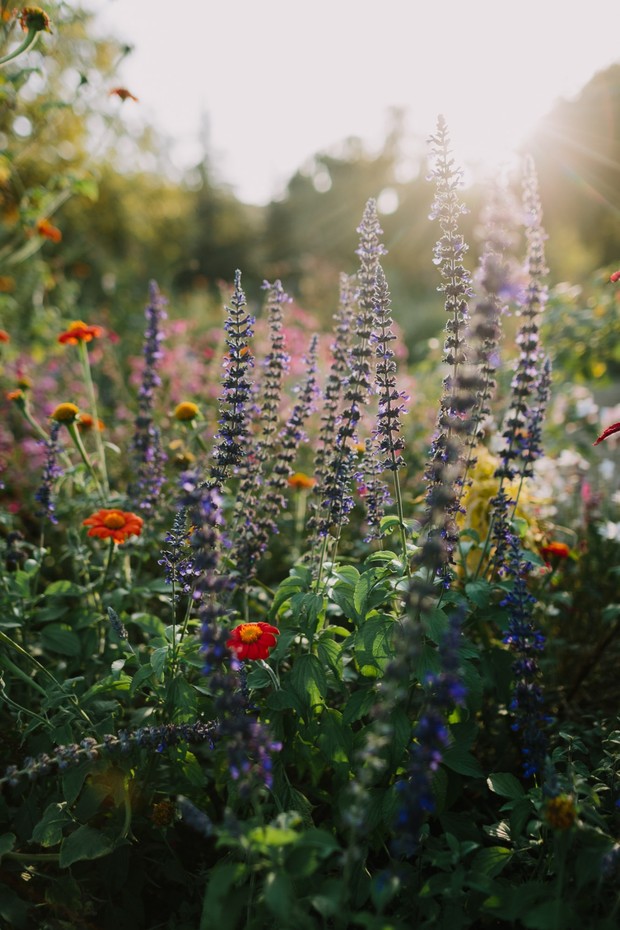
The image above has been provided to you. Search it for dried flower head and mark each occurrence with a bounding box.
[18,6,52,33]
[83,509,143,544]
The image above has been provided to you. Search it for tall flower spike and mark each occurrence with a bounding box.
[129,281,168,513]
[314,201,385,563]
[307,273,355,554]
[228,281,291,573]
[496,156,548,481]
[34,421,63,524]
[413,117,473,594]
[209,270,255,489]
[231,334,319,579]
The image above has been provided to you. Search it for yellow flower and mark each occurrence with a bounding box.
[544,795,576,831]
[50,402,79,423]
[457,447,544,574]
[174,402,200,422]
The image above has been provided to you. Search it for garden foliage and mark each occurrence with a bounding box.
[2,8,620,930]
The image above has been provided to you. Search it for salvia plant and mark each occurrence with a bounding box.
[2,114,620,930]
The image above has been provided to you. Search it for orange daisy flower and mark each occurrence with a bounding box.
[35,219,62,243]
[226,622,280,661]
[288,472,316,490]
[83,509,143,544]
[58,320,104,345]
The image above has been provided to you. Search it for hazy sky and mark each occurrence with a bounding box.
[89,0,620,204]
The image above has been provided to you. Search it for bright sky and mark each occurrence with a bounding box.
[89,0,620,204]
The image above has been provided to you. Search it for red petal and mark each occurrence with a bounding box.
[594,421,620,445]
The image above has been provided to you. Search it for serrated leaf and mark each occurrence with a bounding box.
[342,688,376,725]
[289,654,328,714]
[465,580,493,608]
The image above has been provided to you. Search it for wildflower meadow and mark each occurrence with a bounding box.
[2,6,620,930]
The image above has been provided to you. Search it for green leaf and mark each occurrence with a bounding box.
[264,871,295,922]
[200,863,247,930]
[471,846,512,877]
[40,624,81,656]
[44,580,84,596]
[61,760,91,805]
[129,662,155,696]
[0,833,15,859]
[487,772,525,800]
[442,745,484,778]
[422,607,450,643]
[31,803,72,847]
[465,579,493,608]
[342,688,376,725]
[59,825,115,867]
[266,689,303,713]
[289,654,328,715]
[317,637,342,677]
[150,645,169,681]
[129,612,167,637]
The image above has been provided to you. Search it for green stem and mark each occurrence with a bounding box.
[66,421,105,501]
[259,659,281,690]
[0,27,38,67]
[78,340,109,495]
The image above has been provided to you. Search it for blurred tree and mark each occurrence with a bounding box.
[527,63,620,280]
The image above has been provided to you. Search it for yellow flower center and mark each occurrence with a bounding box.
[238,624,263,644]
[103,512,126,530]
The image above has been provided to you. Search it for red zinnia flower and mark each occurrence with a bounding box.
[83,509,143,544]
[541,541,570,560]
[610,270,620,283]
[226,622,280,661]
[594,421,620,446]
[58,320,104,344]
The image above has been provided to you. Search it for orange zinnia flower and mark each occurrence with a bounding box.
[78,413,104,431]
[540,541,570,560]
[226,622,280,661]
[83,509,143,544]
[288,472,316,490]
[0,329,9,343]
[36,219,62,243]
[58,320,104,345]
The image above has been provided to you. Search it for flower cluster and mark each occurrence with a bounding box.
[209,270,255,488]
[34,420,63,524]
